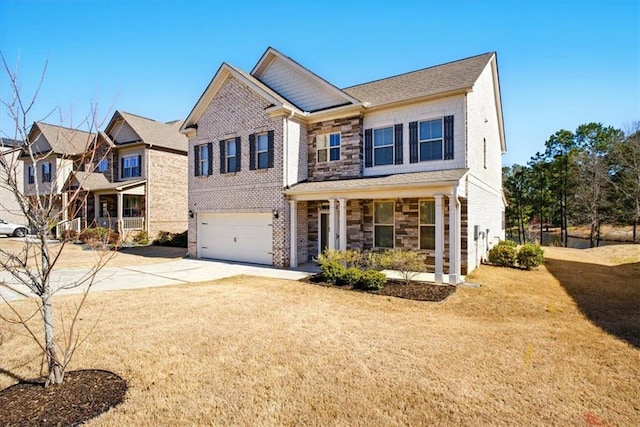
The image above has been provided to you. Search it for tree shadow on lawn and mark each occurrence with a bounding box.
[545,257,640,348]
[118,245,187,259]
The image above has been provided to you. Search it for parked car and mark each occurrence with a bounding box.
[0,219,29,237]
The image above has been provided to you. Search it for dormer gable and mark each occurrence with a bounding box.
[251,47,360,113]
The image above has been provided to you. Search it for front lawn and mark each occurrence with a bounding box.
[1,246,638,425]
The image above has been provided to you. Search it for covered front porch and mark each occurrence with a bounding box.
[93,184,146,235]
[285,169,469,285]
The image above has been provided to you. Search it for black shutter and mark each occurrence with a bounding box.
[409,121,418,163]
[137,154,142,177]
[41,164,45,182]
[121,157,125,178]
[219,140,226,173]
[394,123,403,165]
[267,130,274,169]
[364,129,373,168]
[194,145,200,177]
[207,143,213,175]
[444,115,454,160]
[249,133,256,170]
[235,136,241,172]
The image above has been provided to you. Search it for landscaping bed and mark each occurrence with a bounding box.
[301,274,456,302]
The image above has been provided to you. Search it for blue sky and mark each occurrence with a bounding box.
[0,0,637,166]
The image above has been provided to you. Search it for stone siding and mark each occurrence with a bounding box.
[307,116,362,181]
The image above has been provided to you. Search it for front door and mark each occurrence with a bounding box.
[319,212,329,254]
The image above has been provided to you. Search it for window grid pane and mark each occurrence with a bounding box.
[375,226,394,248]
[257,134,268,151]
[317,149,327,162]
[374,202,394,224]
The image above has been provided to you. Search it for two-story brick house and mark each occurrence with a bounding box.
[66,110,189,239]
[182,48,506,283]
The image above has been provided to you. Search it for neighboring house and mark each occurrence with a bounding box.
[22,122,94,230]
[66,111,188,239]
[0,138,27,225]
[182,48,506,283]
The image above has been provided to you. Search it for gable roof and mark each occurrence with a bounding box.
[251,47,360,113]
[29,122,94,156]
[343,52,495,107]
[108,111,187,153]
[69,171,146,191]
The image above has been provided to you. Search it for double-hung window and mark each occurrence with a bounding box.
[257,133,269,169]
[374,201,394,248]
[199,144,209,176]
[123,196,142,217]
[226,139,237,173]
[317,133,340,162]
[121,155,141,178]
[373,127,394,166]
[27,165,34,184]
[42,162,52,183]
[419,200,436,250]
[419,119,443,161]
[97,159,108,172]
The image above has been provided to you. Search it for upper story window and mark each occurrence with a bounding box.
[374,201,394,248]
[317,133,340,162]
[121,155,141,179]
[42,162,52,183]
[373,127,394,166]
[220,137,241,174]
[97,159,109,172]
[27,165,34,184]
[419,119,443,161]
[226,139,237,173]
[419,200,436,250]
[257,133,269,169]
[194,143,212,177]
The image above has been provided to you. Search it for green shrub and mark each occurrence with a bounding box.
[320,260,346,285]
[152,230,188,248]
[315,248,344,265]
[341,249,363,268]
[358,270,387,291]
[517,243,545,270]
[497,239,518,248]
[379,249,426,284]
[132,230,149,245]
[488,243,517,267]
[341,267,363,287]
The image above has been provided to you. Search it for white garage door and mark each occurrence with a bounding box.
[198,213,273,265]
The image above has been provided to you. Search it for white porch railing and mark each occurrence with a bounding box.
[56,217,82,238]
[96,217,144,231]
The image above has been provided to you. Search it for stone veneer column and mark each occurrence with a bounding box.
[290,200,298,268]
[434,195,444,284]
[328,199,336,250]
[449,192,458,285]
[338,198,347,250]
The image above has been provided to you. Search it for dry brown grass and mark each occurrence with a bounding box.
[0,237,186,269]
[1,246,639,426]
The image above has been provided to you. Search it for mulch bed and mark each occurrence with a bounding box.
[301,275,456,302]
[0,369,126,427]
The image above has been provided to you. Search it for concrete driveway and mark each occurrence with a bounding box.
[0,258,316,302]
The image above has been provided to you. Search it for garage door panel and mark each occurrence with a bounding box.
[198,213,273,265]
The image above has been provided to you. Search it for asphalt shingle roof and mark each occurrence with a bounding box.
[34,122,94,155]
[342,53,494,107]
[117,112,188,153]
[70,171,145,191]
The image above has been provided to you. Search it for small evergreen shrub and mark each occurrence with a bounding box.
[320,260,346,285]
[488,243,517,267]
[517,243,545,270]
[497,239,518,248]
[341,267,363,287]
[358,270,387,291]
[132,230,149,245]
[152,230,188,247]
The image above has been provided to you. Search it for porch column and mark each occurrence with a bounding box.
[328,198,336,250]
[117,192,124,235]
[338,198,347,251]
[434,195,444,284]
[94,195,100,225]
[449,192,459,285]
[290,200,298,268]
[62,192,69,221]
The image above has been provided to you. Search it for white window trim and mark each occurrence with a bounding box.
[316,133,340,163]
[199,144,209,176]
[373,126,394,166]
[225,139,236,173]
[418,118,444,162]
[257,133,269,170]
[373,200,395,249]
[419,199,436,250]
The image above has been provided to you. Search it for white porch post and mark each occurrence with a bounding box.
[449,192,458,285]
[290,200,298,268]
[434,195,444,284]
[328,198,336,250]
[338,198,347,251]
[62,192,69,221]
[117,192,124,235]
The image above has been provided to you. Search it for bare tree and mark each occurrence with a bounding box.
[0,53,116,386]
[610,122,640,243]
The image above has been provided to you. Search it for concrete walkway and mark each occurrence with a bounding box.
[0,258,315,302]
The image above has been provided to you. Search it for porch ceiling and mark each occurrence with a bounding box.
[285,168,468,201]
